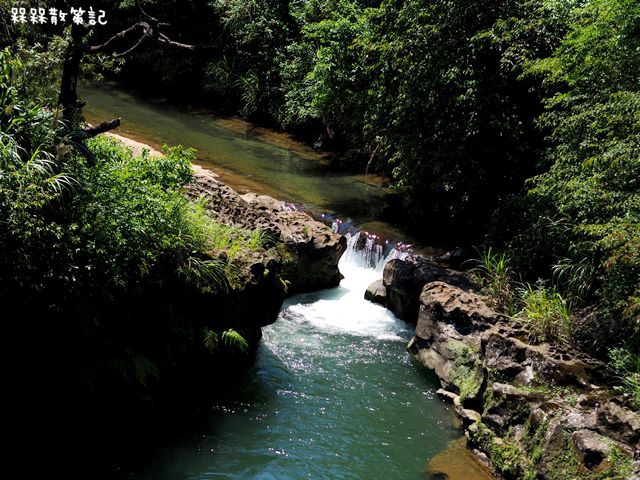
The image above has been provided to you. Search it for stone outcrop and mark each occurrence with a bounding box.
[482,323,608,389]
[572,429,611,469]
[407,281,501,407]
[381,255,473,322]
[365,279,386,305]
[177,166,347,349]
[187,166,346,295]
[365,255,640,479]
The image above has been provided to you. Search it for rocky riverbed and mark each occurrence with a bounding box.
[107,133,640,479]
[367,255,640,479]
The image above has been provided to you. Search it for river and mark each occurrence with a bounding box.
[81,83,414,245]
[81,84,493,479]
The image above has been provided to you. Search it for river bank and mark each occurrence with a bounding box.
[82,83,435,253]
[367,255,640,479]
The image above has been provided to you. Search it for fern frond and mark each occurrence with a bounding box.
[181,256,229,291]
[220,329,249,353]
[131,353,160,388]
[203,328,219,352]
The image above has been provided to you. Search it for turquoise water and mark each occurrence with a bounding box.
[131,242,462,480]
[81,86,489,479]
[81,84,390,230]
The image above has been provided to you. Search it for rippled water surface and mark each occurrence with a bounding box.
[82,85,492,479]
[130,245,468,480]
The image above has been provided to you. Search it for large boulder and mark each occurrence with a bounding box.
[408,281,500,406]
[571,429,611,469]
[596,400,640,446]
[365,279,386,305]
[383,256,474,322]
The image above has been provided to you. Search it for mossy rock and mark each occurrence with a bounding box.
[446,338,485,404]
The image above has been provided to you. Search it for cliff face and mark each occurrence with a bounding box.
[367,256,640,479]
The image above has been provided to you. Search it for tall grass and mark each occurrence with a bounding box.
[610,346,640,407]
[469,248,514,314]
[470,249,575,346]
[187,196,269,259]
[516,282,573,345]
[551,255,596,304]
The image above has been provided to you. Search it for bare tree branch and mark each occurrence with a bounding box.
[118,27,152,56]
[86,22,149,54]
[157,33,196,51]
[136,0,158,21]
[86,20,195,57]
[81,118,122,139]
[57,2,196,140]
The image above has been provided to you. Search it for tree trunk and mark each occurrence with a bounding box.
[58,25,86,127]
[82,118,121,138]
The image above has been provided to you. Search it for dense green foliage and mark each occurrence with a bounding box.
[3,0,640,471]
[610,346,640,407]
[0,45,251,349]
[469,248,514,313]
[500,0,640,326]
[178,0,541,233]
[1,45,264,472]
[120,0,636,343]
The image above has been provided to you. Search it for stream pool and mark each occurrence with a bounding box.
[81,85,493,479]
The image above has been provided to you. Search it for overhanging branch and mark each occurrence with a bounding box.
[81,118,121,139]
[86,22,149,54]
[86,19,195,57]
[157,33,196,51]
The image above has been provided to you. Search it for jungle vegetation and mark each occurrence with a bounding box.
[100,0,639,392]
[1,0,639,470]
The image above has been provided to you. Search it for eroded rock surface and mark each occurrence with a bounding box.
[408,281,500,407]
[172,165,348,349]
[365,279,386,305]
[482,323,607,388]
[382,256,474,322]
[375,253,640,479]
[187,166,346,295]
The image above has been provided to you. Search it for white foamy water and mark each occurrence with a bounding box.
[268,232,410,343]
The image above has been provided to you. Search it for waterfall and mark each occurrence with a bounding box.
[127,216,465,480]
[328,214,413,272]
[340,229,411,273]
[268,217,416,342]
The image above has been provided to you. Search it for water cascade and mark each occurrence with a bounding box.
[80,84,490,480]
